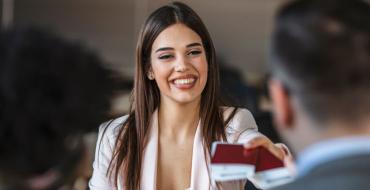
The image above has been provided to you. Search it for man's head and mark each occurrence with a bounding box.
[0,27,117,189]
[269,0,370,152]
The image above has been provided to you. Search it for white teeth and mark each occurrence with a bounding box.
[174,78,195,85]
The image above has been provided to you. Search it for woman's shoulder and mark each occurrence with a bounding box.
[222,106,258,133]
[98,114,129,139]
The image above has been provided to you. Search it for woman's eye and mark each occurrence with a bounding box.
[188,50,202,56]
[158,54,174,60]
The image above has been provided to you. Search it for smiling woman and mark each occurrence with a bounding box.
[149,23,208,105]
[89,2,289,190]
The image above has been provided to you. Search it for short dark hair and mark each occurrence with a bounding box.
[0,27,116,188]
[270,0,370,123]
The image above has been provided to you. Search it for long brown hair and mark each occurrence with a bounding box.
[108,2,237,189]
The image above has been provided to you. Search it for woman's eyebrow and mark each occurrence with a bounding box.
[155,42,202,53]
[186,42,202,48]
[155,47,174,53]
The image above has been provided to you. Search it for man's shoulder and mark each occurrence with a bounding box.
[271,175,332,190]
[273,154,370,190]
[273,173,370,190]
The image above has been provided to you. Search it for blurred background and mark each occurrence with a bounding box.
[1,0,288,113]
[1,0,288,189]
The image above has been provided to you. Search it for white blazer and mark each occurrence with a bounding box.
[89,108,261,190]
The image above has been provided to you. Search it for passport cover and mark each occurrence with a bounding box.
[210,142,294,188]
[211,143,284,171]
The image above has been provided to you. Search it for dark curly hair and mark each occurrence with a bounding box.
[0,27,117,188]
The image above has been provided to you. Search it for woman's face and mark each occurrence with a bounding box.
[150,23,208,105]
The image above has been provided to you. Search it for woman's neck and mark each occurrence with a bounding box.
[158,98,200,144]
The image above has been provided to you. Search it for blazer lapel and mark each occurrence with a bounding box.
[189,121,210,190]
[140,110,159,190]
[139,111,211,190]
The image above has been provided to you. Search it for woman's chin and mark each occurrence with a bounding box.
[171,95,201,105]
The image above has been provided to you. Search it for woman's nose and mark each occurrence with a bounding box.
[174,56,189,72]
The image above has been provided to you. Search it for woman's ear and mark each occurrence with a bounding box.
[147,67,154,80]
[269,79,294,129]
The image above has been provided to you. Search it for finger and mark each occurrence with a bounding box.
[275,143,293,157]
[283,154,297,175]
[246,140,285,160]
[243,135,286,160]
[270,145,285,160]
[243,135,271,149]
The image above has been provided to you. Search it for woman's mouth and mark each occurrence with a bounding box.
[172,76,197,89]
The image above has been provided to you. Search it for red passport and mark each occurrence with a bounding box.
[211,143,284,171]
[210,142,294,188]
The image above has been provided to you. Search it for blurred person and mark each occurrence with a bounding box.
[0,27,118,189]
[268,0,370,189]
[89,2,291,190]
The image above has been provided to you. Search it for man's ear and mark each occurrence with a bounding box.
[269,79,294,129]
